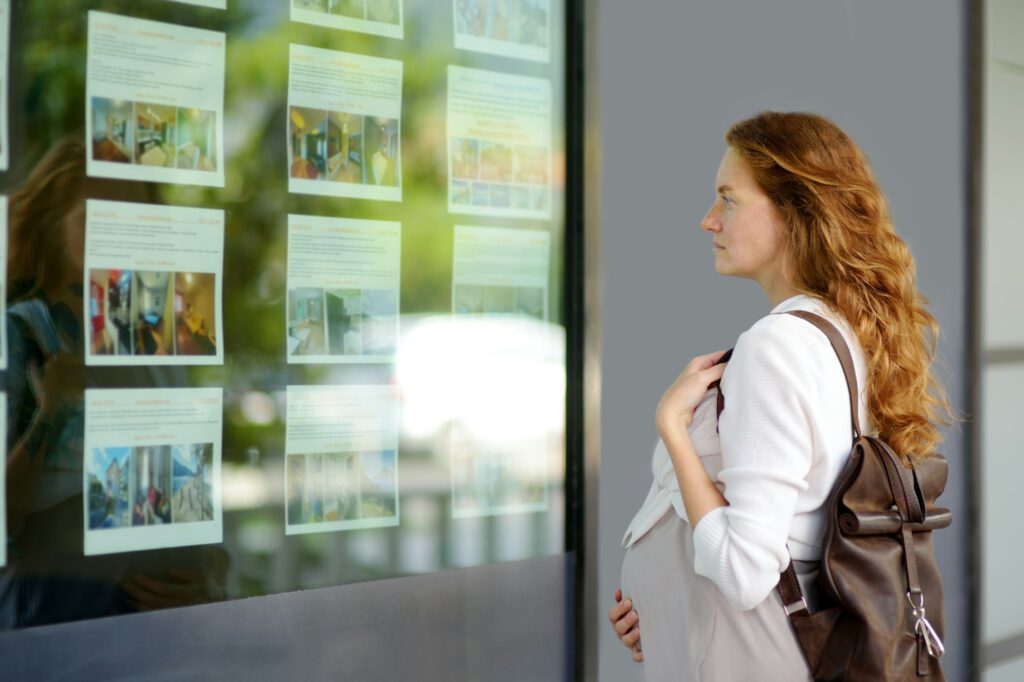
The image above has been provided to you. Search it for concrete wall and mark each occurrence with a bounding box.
[595,1,970,680]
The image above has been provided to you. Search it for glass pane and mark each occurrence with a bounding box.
[0,0,567,629]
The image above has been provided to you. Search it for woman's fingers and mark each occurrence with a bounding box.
[620,621,641,646]
[609,591,643,659]
[613,608,639,637]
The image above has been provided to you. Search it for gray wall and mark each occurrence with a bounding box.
[0,555,569,681]
[595,1,970,681]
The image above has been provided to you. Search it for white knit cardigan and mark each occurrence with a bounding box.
[622,294,871,611]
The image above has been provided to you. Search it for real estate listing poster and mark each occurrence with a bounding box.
[287,214,400,363]
[165,0,227,8]
[447,66,552,219]
[0,196,7,371]
[291,0,403,40]
[84,199,224,366]
[86,11,226,187]
[0,0,10,171]
[453,0,550,63]
[83,387,223,556]
[285,385,400,534]
[452,224,549,320]
[288,44,403,201]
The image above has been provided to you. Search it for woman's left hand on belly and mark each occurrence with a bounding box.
[609,589,644,662]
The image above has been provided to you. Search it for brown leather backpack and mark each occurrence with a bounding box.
[717,310,951,681]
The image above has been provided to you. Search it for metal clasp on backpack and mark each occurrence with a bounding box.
[907,591,945,658]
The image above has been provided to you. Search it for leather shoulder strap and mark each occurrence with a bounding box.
[783,310,862,440]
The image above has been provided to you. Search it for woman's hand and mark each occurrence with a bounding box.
[608,589,643,662]
[656,350,728,437]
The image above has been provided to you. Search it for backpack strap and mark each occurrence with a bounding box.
[772,310,862,624]
[783,310,862,440]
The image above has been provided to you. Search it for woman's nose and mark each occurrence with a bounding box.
[700,206,719,233]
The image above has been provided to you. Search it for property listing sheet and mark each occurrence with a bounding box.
[447,66,552,219]
[83,388,223,556]
[86,11,226,187]
[287,214,400,363]
[452,225,549,320]
[291,0,403,39]
[84,199,225,366]
[453,0,551,63]
[0,0,9,171]
[288,45,403,201]
[285,385,400,534]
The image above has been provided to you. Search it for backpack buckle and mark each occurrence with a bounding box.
[784,596,809,615]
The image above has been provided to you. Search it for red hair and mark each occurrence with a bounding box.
[726,112,951,461]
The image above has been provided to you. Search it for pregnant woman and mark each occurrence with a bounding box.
[608,111,950,680]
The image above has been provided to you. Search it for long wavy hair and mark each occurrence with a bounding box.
[726,111,950,461]
[7,136,87,301]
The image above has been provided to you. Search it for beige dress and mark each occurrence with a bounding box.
[620,510,813,681]
[614,294,872,675]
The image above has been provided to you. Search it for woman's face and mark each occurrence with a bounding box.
[700,148,788,290]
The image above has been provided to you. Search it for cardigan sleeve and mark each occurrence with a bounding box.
[692,313,825,611]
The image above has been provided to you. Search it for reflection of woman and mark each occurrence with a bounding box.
[607,113,951,679]
[1,137,226,629]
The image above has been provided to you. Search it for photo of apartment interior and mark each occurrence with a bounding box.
[455,0,487,37]
[451,180,471,205]
[365,117,399,186]
[176,108,217,172]
[174,272,217,355]
[366,0,400,25]
[289,107,328,180]
[325,288,363,355]
[329,0,364,18]
[326,112,364,183]
[518,0,550,47]
[287,454,307,524]
[292,0,330,11]
[92,97,134,163]
[357,450,397,518]
[323,452,359,522]
[133,271,174,356]
[454,284,485,314]
[287,288,326,356]
[135,103,177,167]
[452,138,480,179]
[515,286,545,320]
[514,145,548,185]
[359,289,398,354]
[89,269,134,356]
[480,141,513,182]
[483,285,516,314]
[287,454,325,525]
[131,445,172,526]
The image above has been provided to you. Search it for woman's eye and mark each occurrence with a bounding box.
[720,195,732,206]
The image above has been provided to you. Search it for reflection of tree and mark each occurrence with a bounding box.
[12,0,563,599]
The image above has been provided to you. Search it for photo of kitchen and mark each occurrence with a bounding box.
[135,103,177,167]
